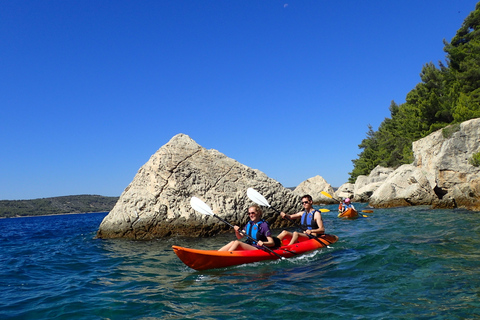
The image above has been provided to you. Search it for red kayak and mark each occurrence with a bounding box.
[172,233,338,271]
[338,207,359,219]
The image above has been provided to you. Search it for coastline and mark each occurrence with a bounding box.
[0,211,109,219]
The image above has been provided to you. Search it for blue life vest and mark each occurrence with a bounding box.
[301,210,319,230]
[245,220,268,245]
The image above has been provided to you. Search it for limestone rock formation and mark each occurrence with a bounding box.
[96,134,301,240]
[412,118,480,210]
[368,164,437,208]
[366,118,480,210]
[354,166,394,202]
[293,175,336,204]
[335,183,355,200]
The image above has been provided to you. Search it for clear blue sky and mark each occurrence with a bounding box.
[1,1,477,200]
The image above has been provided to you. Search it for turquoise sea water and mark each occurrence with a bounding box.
[1,205,480,320]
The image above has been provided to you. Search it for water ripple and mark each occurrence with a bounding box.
[1,209,480,319]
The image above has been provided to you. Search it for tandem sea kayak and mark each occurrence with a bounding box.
[172,233,338,271]
[338,207,359,219]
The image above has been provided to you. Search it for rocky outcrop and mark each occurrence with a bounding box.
[335,183,355,200]
[353,166,394,202]
[368,118,480,210]
[368,164,437,207]
[283,119,480,211]
[293,175,336,204]
[96,134,301,240]
[412,118,480,210]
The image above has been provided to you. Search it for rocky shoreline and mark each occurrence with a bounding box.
[334,118,480,211]
[0,211,108,219]
[96,118,480,239]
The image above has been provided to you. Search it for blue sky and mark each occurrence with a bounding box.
[1,0,477,200]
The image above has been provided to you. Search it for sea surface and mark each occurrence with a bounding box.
[1,204,480,320]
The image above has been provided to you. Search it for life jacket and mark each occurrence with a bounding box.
[301,210,319,230]
[245,220,268,245]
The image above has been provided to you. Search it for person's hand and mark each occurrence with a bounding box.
[234,226,240,232]
[304,229,311,235]
[257,240,264,246]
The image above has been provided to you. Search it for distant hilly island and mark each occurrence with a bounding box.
[0,195,119,218]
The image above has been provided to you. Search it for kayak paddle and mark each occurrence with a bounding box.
[247,188,330,213]
[247,188,331,243]
[246,188,282,214]
[320,191,368,217]
[320,190,341,202]
[190,197,285,259]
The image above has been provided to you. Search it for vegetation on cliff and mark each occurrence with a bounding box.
[0,195,118,218]
[350,2,480,182]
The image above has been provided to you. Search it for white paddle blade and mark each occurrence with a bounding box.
[247,188,271,207]
[190,197,214,216]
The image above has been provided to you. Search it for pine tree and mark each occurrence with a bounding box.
[349,2,480,182]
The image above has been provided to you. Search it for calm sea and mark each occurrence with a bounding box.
[1,205,480,320]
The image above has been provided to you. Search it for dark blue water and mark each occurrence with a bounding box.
[1,205,480,319]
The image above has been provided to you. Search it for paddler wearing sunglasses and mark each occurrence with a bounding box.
[277,194,325,245]
[218,205,280,251]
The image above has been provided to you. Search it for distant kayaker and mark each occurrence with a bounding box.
[277,195,325,246]
[338,198,344,213]
[218,205,280,251]
[341,198,355,212]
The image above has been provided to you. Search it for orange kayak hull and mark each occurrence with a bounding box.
[338,208,359,219]
[172,234,338,271]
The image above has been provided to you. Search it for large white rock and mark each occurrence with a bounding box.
[412,118,480,210]
[96,134,301,239]
[362,118,480,210]
[369,164,437,207]
[293,175,336,203]
[335,183,354,200]
[354,166,394,202]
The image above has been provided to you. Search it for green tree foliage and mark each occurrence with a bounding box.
[469,151,480,167]
[453,90,480,122]
[350,2,480,182]
[349,125,378,183]
[445,4,480,92]
[445,2,480,122]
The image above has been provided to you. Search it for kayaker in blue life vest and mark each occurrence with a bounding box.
[277,194,325,246]
[218,205,279,251]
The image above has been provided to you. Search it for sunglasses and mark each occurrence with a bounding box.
[248,211,257,215]
[302,201,310,204]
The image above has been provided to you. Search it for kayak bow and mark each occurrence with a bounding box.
[338,207,359,219]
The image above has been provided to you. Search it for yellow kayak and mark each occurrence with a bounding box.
[338,207,358,219]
